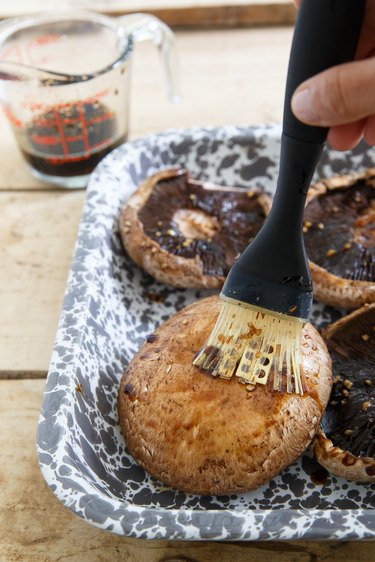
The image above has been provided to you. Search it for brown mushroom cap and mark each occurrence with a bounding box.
[304,168,375,309]
[313,303,375,482]
[119,168,271,289]
[118,295,332,495]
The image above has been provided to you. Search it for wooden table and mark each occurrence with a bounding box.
[1,16,375,562]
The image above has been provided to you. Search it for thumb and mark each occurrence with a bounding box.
[291,57,375,127]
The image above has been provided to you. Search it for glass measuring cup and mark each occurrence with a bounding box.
[0,10,180,188]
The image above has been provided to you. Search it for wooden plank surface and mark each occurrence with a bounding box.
[0,378,375,562]
[0,1,295,28]
[0,191,85,375]
[0,27,291,191]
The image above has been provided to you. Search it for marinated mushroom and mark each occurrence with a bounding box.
[304,168,375,309]
[313,303,375,482]
[118,295,332,496]
[119,168,271,288]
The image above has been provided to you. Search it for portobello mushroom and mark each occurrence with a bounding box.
[304,168,375,309]
[119,168,271,288]
[313,303,375,482]
[118,295,332,496]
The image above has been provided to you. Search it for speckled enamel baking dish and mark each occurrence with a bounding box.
[36,125,375,540]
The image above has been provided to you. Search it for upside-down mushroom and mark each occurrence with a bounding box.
[313,303,375,482]
[118,296,332,496]
[304,168,375,309]
[119,168,271,288]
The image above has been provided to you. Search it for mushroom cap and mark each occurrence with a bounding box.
[304,168,375,309]
[118,295,332,495]
[313,303,375,482]
[119,168,271,289]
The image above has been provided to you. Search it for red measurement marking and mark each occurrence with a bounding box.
[31,134,60,146]
[0,44,23,64]
[33,111,114,129]
[25,91,111,112]
[30,133,93,148]
[46,156,81,165]
[57,117,81,125]
[84,89,111,103]
[31,34,60,47]
[3,106,22,128]
[27,102,45,111]
[87,112,114,125]
[65,135,85,143]
[27,34,60,65]
[33,116,80,127]
[53,107,69,156]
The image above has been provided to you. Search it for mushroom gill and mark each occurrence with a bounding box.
[137,171,269,277]
[118,168,271,289]
[303,169,375,308]
[321,304,375,459]
[304,173,375,283]
[313,303,375,482]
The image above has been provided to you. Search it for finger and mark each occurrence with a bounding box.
[364,114,375,145]
[327,119,367,151]
[291,57,375,127]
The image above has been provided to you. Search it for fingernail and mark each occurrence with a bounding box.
[292,88,319,123]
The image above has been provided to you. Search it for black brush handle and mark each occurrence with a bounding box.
[284,0,366,144]
[222,0,366,319]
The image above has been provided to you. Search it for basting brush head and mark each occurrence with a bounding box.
[192,295,307,395]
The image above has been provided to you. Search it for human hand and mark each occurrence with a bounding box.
[290,0,375,150]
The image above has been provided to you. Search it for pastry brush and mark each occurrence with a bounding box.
[193,0,366,394]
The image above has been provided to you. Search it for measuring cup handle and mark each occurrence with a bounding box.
[118,13,180,103]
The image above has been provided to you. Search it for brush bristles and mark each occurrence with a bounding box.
[192,299,306,395]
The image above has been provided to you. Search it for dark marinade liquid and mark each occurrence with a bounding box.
[21,101,126,177]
